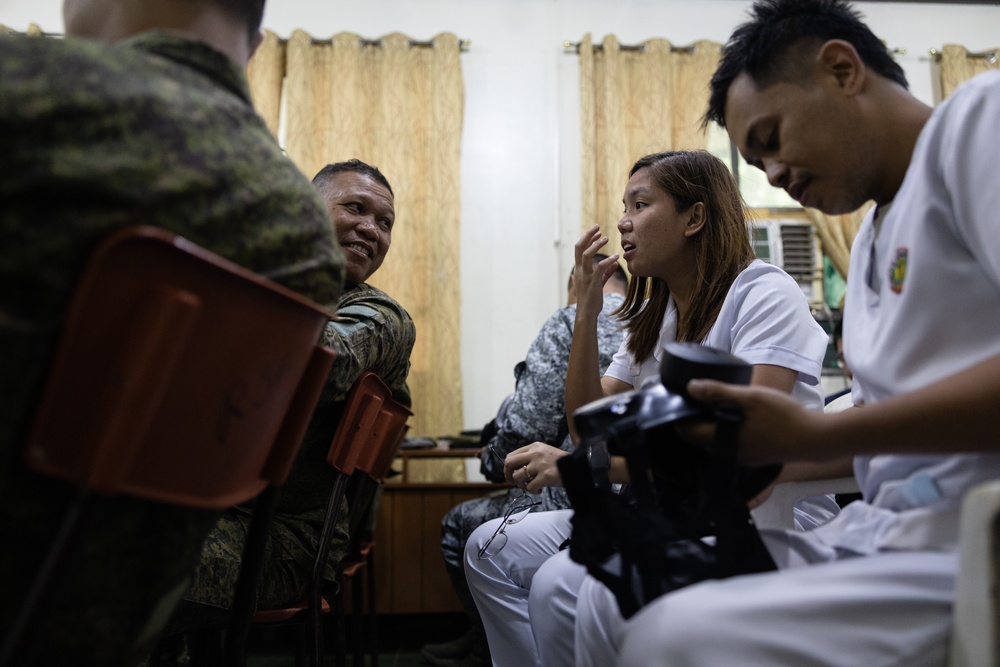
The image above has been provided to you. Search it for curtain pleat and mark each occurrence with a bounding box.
[940,44,999,99]
[804,204,873,284]
[0,23,43,35]
[579,34,720,258]
[671,39,723,151]
[246,30,286,139]
[260,30,464,438]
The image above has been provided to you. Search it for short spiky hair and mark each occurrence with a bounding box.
[311,159,394,198]
[705,0,907,128]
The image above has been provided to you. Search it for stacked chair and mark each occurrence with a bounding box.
[229,372,412,667]
[338,382,412,667]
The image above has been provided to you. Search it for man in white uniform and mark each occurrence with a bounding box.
[574,1,1000,665]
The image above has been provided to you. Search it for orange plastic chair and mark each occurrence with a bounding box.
[232,372,411,667]
[336,388,412,667]
[0,226,335,667]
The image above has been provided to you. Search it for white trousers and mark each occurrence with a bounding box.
[465,509,581,667]
[464,506,850,667]
[576,546,957,667]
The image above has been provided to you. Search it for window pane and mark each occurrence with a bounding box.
[738,157,799,208]
[705,123,799,209]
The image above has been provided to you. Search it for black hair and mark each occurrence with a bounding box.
[212,0,267,43]
[705,0,907,129]
[312,159,394,198]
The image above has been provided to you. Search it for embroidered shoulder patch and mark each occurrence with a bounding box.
[889,248,908,294]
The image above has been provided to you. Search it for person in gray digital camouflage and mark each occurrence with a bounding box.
[162,159,415,655]
[0,0,344,664]
[421,258,627,667]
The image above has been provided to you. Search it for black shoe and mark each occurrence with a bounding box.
[420,628,491,666]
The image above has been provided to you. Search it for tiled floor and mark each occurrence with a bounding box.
[246,612,467,667]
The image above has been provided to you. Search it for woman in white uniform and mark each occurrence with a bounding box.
[464,150,833,667]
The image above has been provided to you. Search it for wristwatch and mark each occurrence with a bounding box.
[587,442,611,490]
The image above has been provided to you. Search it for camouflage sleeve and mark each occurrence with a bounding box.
[483,307,575,473]
[321,284,415,403]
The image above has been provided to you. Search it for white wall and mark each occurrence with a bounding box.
[5,1,999,432]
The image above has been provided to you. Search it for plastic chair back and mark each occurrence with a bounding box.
[333,372,413,483]
[366,396,413,482]
[23,226,335,505]
[2,226,335,666]
[949,479,1000,667]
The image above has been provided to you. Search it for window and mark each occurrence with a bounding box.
[706,123,800,210]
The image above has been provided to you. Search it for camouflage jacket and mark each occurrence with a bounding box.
[0,31,342,658]
[480,292,625,482]
[0,31,343,458]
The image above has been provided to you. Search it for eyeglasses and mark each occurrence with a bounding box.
[477,492,540,559]
[486,442,505,467]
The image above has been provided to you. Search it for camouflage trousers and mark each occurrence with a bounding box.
[163,508,311,637]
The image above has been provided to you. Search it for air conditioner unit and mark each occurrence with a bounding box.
[750,218,824,308]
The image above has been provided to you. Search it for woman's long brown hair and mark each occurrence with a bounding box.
[616,150,754,364]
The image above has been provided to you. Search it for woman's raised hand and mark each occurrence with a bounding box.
[573,225,620,319]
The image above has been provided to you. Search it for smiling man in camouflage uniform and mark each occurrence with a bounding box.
[168,160,415,652]
[0,0,346,663]
[422,259,627,667]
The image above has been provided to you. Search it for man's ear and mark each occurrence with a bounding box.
[816,39,865,96]
[683,202,707,237]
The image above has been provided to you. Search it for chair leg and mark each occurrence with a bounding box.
[294,619,309,667]
[352,569,364,667]
[333,573,347,667]
[0,495,86,667]
[306,600,325,667]
[366,550,378,667]
[224,486,282,667]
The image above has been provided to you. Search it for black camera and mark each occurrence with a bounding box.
[572,342,778,520]
[557,342,780,617]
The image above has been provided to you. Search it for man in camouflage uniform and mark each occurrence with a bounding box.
[422,261,627,667]
[170,160,415,640]
[0,0,344,663]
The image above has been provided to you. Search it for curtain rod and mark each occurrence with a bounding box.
[928,47,997,62]
[10,30,470,52]
[564,39,910,57]
[277,36,471,51]
[562,40,695,54]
